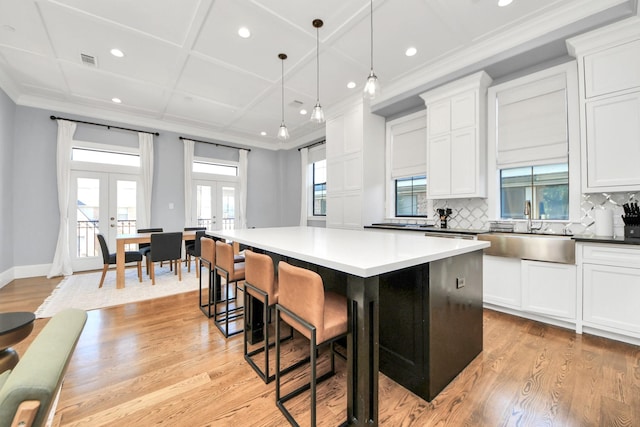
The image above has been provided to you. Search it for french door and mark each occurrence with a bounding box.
[69,171,141,271]
[192,180,237,231]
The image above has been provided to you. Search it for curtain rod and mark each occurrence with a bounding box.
[49,116,159,136]
[297,140,326,151]
[178,136,251,152]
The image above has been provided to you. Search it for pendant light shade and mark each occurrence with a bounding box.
[310,19,325,124]
[364,0,380,99]
[277,53,290,140]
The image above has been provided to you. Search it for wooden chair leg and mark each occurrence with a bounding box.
[178,258,182,281]
[99,264,108,288]
[195,257,200,279]
[151,262,155,285]
[137,261,142,282]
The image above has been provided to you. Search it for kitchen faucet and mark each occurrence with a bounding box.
[524,200,532,232]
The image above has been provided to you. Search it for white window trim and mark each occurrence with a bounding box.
[385,110,432,219]
[70,140,140,174]
[487,61,581,223]
[192,156,239,183]
[307,145,326,220]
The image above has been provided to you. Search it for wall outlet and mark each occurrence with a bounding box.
[456,277,465,289]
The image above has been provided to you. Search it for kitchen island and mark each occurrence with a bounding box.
[207,226,489,426]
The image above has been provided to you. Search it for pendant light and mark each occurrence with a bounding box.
[277,53,290,140]
[363,0,380,99]
[310,19,325,124]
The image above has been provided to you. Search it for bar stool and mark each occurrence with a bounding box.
[243,250,294,383]
[198,236,216,318]
[214,240,246,338]
[275,261,348,427]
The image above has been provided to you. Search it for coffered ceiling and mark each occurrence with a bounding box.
[0,0,636,149]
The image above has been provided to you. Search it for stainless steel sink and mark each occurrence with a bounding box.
[477,232,575,264]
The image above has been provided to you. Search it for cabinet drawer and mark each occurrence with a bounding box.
[581,243,640,267]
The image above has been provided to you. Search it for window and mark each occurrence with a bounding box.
[72,147,139,167]
[395,176,427,217]
[193,160,237,176]
[500,164,568,220]
[312,159,326,216]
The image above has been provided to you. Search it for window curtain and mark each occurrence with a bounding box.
[238,149,248,229]
[299,147,309,226]
[138,132,154,229]
[183,139,194,227]
[47,120,77,278]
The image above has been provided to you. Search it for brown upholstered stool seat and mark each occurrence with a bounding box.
[198,237,216,318]
[214,241,246,338]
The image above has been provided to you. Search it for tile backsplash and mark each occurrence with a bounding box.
[391,192,638,236]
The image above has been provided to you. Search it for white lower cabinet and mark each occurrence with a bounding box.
[521,260,576,320]
[580,243,640,341]
[483,255,577,328]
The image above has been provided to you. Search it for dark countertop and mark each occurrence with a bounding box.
[572,234,640,245]
[366,224,489,235]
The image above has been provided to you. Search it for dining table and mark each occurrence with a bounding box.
[115,230,196,289]
[207,226,490,426]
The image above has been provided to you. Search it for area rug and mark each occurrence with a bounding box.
[35,266,200,318]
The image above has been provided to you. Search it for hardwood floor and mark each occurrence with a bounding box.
[2,276,639,426]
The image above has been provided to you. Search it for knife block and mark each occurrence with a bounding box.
[624,225,640,239]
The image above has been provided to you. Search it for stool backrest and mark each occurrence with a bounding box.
[200,237,215,264]
[278,261,324,338]
[215,240,234,271]
[245,250,276,300]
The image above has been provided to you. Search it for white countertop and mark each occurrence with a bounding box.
[208,226,489,278]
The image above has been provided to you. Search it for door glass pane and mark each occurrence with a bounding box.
[196,185,213,229]
[116,180,137,250]
[222,187,235,230]
[76,178,99,257]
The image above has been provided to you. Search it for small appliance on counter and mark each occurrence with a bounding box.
[622,202,640,239]
[436,208,452,229]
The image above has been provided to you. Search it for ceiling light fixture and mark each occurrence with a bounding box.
[260,131,267,136]
[347,81,356,89]
[310,19,325,124]
[300,109,308,115]
[111,97,122,103]
[238,27,251,38]
[277,53,290,140]
[498,0,513,6]
[405,47,417,57]
[110,48,124,58]
[363,0,380,100]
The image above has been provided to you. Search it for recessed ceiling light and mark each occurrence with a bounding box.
[300,109,308,115]
[111,97,122,104]
[110,48,124,58]
[260,131,267,136]
[238,27,251,38]
[405,47,417,57]
[498,0,513,6]
[347,81,356,89]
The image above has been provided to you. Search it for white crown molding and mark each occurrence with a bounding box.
[372,0,631,109]
[0,68,21,102]
[566,15,640,57]
[419,71,493,104]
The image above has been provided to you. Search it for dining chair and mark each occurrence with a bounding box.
[148,232,183,285]
[183,227,206,266]
[96,234,142,288]
[186,230,206,278]
[275,261,348,427]
[137,227,163,275]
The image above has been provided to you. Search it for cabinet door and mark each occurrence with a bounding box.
[451,91,476,130]
[483,255,521,308]
[585,92,640,190]
[583,263,640,334]
[428,100,450,136]
[427,134,451,197]
[521,261,576,320]
[450,128,477,196]
[584,39,640,98]
[326,116,344,159]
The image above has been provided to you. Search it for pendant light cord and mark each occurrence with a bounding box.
[316,26,320,102]
[370,0,374,71]
[281,58,285,122]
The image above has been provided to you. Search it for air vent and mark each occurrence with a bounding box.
[80,53,97,67]
[289,100,304,107]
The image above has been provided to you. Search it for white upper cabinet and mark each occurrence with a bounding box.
[567,17,640,193]
[420,71,492,199]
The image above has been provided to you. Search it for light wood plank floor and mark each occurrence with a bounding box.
[2,275,639,426]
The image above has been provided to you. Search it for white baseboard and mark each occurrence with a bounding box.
[0,263,54,288]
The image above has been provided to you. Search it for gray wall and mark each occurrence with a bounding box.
[8,104,297,268]
[0,89,15,272]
